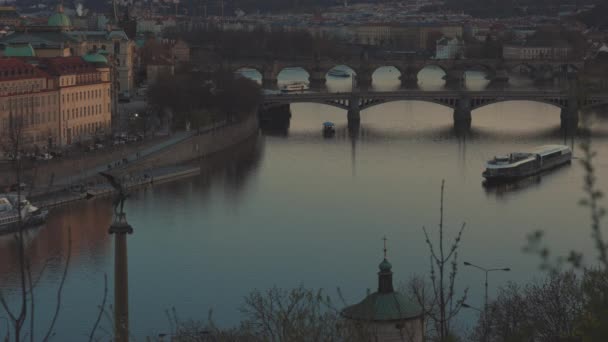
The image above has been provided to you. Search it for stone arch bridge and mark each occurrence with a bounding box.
[206,56,584,88]
[262,90,608,128]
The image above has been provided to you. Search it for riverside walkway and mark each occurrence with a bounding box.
[52,121,229,188]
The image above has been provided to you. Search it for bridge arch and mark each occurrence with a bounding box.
[327,64,359,76]
[416,63,448,75]
[416,64,448,89]
[232,65,264,75]
[234,67,263,84]
[471,99,566,112]
[458,62,495,74]
[359,98,456,111]
[371,66,402,90]
[276,66,312,85]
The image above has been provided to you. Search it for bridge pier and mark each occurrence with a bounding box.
[400,70,419,89]
[453,96,472,129]
[489,68,510,84]
[444,69,465,88]
[262,70,278,89]
[347,95,361,126]
[309,70,327,91]
[356,70,373,91]
[262,78,278,89]
[560,100,579,131]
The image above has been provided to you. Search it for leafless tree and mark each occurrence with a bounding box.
[0,111,72,342]
[471,272,585,342]
[422,180,468,341]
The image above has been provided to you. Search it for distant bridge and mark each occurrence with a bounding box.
[200,55,585,88]
[261,90,608,128]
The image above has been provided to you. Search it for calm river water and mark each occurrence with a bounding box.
[1,68,608,340]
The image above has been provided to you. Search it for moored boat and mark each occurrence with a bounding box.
[328,69,351,78]
[482,145,572,182]
[0,194,49,234]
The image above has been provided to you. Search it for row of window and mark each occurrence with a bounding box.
[62,88,108,104]
[62,103,109,121]
[1,110,58,129]
[0,80,45,95]
[60,74,102,87]
[1,94,59,111]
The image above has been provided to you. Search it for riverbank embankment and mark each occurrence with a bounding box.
[30,114,259,207]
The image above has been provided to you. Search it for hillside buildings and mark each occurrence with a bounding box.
[0,3,134,97]
[0,58,60,149]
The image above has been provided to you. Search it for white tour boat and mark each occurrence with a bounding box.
[0,194,48,234]
[482,145,572,182]
[280,82,309,93]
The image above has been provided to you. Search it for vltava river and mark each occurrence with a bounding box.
[1,68,607,339]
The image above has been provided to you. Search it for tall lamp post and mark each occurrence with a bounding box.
[99,172,133,342]
[463,261,510,341]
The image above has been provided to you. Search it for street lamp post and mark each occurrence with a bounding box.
[463,261,510,341]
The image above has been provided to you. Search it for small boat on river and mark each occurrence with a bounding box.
[323,122,336,137]
[482,145,572,182]
[0,194,48,234]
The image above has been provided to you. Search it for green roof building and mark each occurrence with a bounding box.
[47,4,71,29]
[3,43,36,57]
[341,249,424,342]
[83,52,108,65]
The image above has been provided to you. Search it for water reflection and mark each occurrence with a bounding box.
[482,164,572,199]
[0,200,113,289]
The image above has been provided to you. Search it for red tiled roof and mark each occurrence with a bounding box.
[0,58,50,80]
[38,56,98,76]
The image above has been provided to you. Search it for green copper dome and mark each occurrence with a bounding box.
[4,44,36,57]
[341,253,422,322]
[48,5,71,27]
[83,52,108,64]
[341,291,422,321]
[379,258,392,272]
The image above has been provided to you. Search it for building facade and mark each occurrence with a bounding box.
[0,3,135,96]
[40,56,112,145]
[0,58,60,150]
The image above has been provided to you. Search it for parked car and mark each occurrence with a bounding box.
[36,153,53,161]
[49,150,63,158]
[4,152,21,161]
